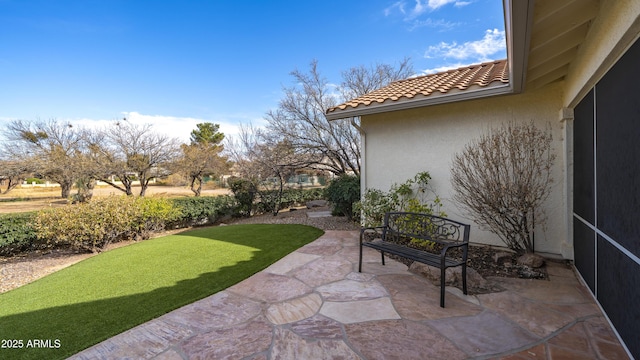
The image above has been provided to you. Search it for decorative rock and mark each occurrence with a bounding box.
[517,253,546,268]
[409,262,487,288]
[306,211,332,218]
[493,252,513,265]
[306,199,328,208]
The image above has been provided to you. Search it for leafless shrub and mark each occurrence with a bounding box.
[450,121,556,254]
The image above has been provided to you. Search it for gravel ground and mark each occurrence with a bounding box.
[0,206,357,293]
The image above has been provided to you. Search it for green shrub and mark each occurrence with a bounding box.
[288,187,325,204]
[24,177,45,184]
[255,189,282,215]
[324,175,360,219]
[354,188,396,228]
[34,196,178,252]
[254,188,325,215]
[354,171,445,229]
[0,212,41,256]
[170,195,238,227]
[228,177,256,217]
[134,197,179,237]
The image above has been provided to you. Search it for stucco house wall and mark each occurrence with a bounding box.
[361,81,569,256]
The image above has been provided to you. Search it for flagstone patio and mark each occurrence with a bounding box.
[70,230,630,359]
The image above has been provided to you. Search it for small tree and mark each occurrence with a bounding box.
[0,159,34,194]
[225,123,310,216]
[177,123,228,196]
[90,120,180,196]
[4,119,87,198]
[450,121,556,254]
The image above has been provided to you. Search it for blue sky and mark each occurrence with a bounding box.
[0,0,506,142]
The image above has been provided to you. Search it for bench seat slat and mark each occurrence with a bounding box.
[362,241,463,268]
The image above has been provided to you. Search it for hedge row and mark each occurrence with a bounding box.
[169,195,238,228]
[0,188,325,257]
[255,188,325,214]
[35,196,178,252]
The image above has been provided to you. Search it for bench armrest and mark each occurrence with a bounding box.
[440,241,469,259]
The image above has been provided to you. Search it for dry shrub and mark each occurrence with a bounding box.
[34,196,176,252]
[450,121,556,254]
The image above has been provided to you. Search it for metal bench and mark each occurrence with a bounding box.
[358,212,470,307]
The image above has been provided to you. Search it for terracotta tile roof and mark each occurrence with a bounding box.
[326,59,509,116]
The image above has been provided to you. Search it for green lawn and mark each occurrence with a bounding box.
[0,224,324,360]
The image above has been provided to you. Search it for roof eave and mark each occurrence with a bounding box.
[326,83,512,121]
[504,0,534,94]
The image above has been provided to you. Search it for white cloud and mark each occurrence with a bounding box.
[410,0,471,16]
[121,112,246,143]
[385,0,470,30]
[426,0,458,11]
[424,28,506,62]
[384,1,406,16]
[409,18,461,31]
[0,112,265,145]
[68,112,245,144]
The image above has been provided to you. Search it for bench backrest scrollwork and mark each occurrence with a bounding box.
[382,212,469,245]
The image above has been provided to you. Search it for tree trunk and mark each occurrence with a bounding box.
[271,174,285,216]
[139,181,148,197]
[2,177,23,195]
[60,180,73,198]
[74,178,96,203]
[99,176,133,195]
[190,176,202,197]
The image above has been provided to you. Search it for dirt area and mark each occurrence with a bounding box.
[0,185,232,214]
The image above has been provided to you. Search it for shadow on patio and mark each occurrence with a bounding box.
[72,230,629,359]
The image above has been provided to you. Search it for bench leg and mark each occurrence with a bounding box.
[440,266,446,308]
[358,244,363,272]
[462,264,468,295]
[381,251,385,265]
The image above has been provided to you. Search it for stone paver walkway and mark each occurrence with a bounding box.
[71,230,630,359]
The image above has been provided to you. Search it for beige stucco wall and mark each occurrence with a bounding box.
[361,81,570,256]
